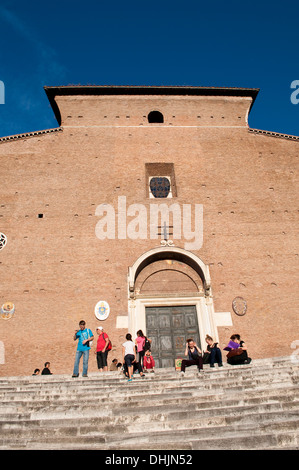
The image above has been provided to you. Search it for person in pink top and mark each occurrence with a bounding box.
[135,330,146,369]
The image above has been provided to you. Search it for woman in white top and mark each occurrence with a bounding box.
[122,333,136,382]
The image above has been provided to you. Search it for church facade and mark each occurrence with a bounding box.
[0,85,298,376]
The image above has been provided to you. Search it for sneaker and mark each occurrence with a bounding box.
[180,371,185,377]
[128,378,132,382]
[72,374,79,378]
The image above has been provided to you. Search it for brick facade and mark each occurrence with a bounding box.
[0,86,298,376]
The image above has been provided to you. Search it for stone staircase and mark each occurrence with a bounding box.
[0,356,298,450]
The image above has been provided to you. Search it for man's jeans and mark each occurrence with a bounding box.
[73,349,90,376]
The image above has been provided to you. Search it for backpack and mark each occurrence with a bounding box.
[143,337,151,352]
[103,333,112,351]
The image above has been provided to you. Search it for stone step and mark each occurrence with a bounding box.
[0,370,296,403]
[0,356,297,450]
[0,395,298,443]
[0,377,297,415]
[1,403,298,435]
[0,416,297,450]
[0,365,297,398]
[0,355,296,386]
[0,383,298,419]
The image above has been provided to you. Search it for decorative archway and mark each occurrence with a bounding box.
[127,246,221,366]
[128,246,211,297]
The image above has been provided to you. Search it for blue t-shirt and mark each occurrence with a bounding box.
[76,328,93,351]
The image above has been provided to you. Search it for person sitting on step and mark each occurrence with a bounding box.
[180,339,203,376]
[224,334,252,365]
[109,358,122,371]
[203,335,223,368]
[41,362,52,375]
[143,349,155,373]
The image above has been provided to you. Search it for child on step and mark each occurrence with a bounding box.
[143,349,155,373]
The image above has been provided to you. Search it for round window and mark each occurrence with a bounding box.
[149,177,171,198]
[0,233,7,251]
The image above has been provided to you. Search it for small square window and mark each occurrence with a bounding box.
[145,163,177,198]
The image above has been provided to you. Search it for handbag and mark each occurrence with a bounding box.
[202,352,210,364]
[226,348,243,359]
[87,329,93,347]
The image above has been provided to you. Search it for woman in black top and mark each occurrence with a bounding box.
[203,335,223,368]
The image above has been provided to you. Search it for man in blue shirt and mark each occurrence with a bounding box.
[72,320,94,377]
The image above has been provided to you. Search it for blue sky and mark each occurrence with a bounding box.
[0,0,298,137]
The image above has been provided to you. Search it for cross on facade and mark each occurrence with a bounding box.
[157,221,173,241]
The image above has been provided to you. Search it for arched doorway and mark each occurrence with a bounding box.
[128,247,218,368]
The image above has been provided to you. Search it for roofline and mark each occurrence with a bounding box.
[0,127,62,143]
[1,127,298,144]
[248,128,299,141]
[44,85,260,126]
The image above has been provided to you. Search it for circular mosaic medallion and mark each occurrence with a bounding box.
[232,296,247,316]
[95,300,110,321]
[149,177,171,198]
[0,233,7,251]
[1,302,15,320]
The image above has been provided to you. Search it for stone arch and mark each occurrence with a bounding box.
[136,264,202,295]
[127,247,218,367]
[128,246,211,297]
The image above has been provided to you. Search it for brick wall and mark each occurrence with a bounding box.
[0,89,298,376]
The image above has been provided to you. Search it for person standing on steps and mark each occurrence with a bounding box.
[122,333,136,382]
[135,330,146,370]
[95,326,110,372]
[72,320,94,377]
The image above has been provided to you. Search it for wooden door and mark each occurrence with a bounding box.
[145,305,200,368]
